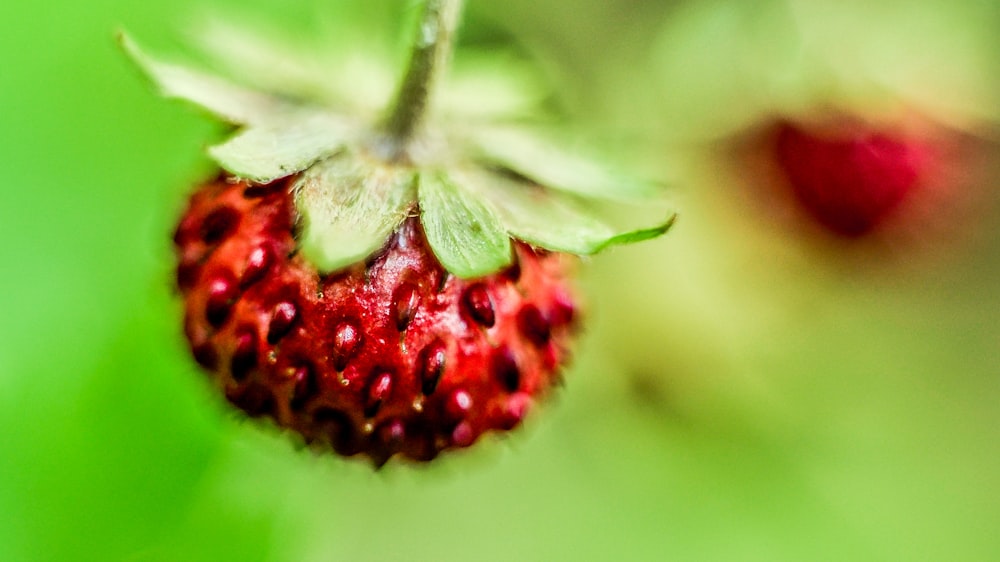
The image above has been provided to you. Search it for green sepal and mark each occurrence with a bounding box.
[418,171,512,279]
[461,168,672,255]
[468,127,660,201]
[119,31,287,125]
[208,111,358,183]
[294,153,415,273]
[192,17,545,123]
[123,23,676,278]
[190,17,395,113]
[438,54,547,121]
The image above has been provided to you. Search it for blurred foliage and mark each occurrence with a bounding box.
[1,0,998,561]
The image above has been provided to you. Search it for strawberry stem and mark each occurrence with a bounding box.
[381,0,464,160]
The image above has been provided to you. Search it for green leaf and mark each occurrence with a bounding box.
[418,171,512,278]
[468,127,659,201]
[119,31,286,125]
[294,153,415,273]
[208,111,357,183]
[461,168,670,255]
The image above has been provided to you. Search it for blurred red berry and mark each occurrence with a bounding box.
[774,120,935,236]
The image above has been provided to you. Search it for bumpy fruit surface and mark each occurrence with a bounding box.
[175,175,578,464]
[774,121,934,236]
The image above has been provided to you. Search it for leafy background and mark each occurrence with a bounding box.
[1,0,998,560]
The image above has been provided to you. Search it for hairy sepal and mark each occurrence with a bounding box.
[294,153,415,273]
[418,171,512,279]
[123,25,676,277]
[468,127,660,201]
[458,168,675,255]
[209,111,359,183]
[192,17,545,123]
[190,16,395,114]
[119,31,288,125]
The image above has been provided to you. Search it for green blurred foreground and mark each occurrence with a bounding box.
[1,0,998,560]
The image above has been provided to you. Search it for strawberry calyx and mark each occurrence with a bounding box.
[120,3,674,279]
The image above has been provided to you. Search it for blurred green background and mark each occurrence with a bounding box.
[1,0,998,560]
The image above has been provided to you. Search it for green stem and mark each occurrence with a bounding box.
[382,0,464,158]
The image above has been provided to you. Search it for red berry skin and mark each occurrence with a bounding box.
[774,121,934,237]
[173,176,578,465]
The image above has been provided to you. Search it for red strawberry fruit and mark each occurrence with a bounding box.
[125,0,672,464]
[773,119,935,237]
[175,174,578,463]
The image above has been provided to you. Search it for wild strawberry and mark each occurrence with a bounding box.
[174,174,579,463]
[124,0,672,464]
[773,119,936,237]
